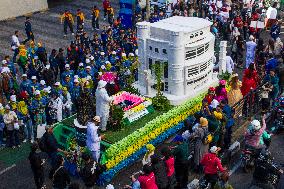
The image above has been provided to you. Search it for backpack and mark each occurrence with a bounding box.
[202,129,213,145]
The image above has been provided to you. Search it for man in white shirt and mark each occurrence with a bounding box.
[11,30,20,63]
[226,55,234,74]
[266,2,278,28]
[86,116,105,162]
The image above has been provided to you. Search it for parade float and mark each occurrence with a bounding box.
[51,16,220,185]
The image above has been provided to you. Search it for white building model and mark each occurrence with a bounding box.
[136,16,218,105]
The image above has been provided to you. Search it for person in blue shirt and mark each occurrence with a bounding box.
[270,20,281,41]
[265,54,278,74]
[264,69,280,100]
[97,52,107,67]
[71,79,81,102]
[39,80,47,91]
[31,90,47,127]
[52,82,63,97]
[220,100,234,149]
[109,51,118,65]
[4,56,16,76]
[85,66,95,79]
[61,64,74,83]
[20,74,32,94]
[77,63,86,78]
[62,75,74,92]
[30,76,40,94]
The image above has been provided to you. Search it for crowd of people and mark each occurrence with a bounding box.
[0,0,284,188]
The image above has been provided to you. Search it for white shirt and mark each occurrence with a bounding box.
[266,7,277,19]
[86,122,101,151]
[226,56,234,74]
[11,35,20,49]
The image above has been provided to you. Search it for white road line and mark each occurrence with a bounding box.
[0,164,16,176]
[229,160,242,176]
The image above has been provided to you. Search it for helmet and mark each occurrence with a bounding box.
[251,120,261,131]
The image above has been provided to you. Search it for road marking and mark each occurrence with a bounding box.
[229,160,242,176]
[0,164,16,176]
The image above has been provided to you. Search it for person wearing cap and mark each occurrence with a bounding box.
[172,135,190,188]
[20,74,32,95]
[62,87,73,118]
[30,76,40,94]
[77,63,86,78]
[39,80,46,90]
[3,56,16,76]
[86,116,105,161]
[62,75,74,92]
[53,82,63,97]
[48,92,63,124]
[0,104,5,146]
[42,64,56,87]
[9,95,18,111]
[97,52,107,67]
[85,66,95,80]
[31,90,47,131]
[190,117,210,173]
[95,80,113,131]
[61,64,74,84]
[200,146,225,187]
[245,35,257,68]
[109,51,118,65]
[3,105,18,148]
[245,115,267,149]
[204,87,216,105]
[142,144,155,166]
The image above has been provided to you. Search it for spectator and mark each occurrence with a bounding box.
[142,144,155,166]
[80,153,106,188]
[172,135,189,189]
[245,35,257,68]
[201,146,226,187]
[124,174,141,189]
[264,69,280,100]
[214,80,228,103]
[3,105,18,148]
[150,155,168,189]
[0,103,4,147]
[161,147,176,189]
[138,164,158,189]
[49,155,71,189]
[227,73,243,107]
[28,143,46,189]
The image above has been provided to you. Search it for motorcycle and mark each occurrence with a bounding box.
[241,147,261,173]
[198,176,211,189]
[270,105,284,134]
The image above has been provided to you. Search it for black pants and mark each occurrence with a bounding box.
[92,17,99,29]
[64,22,74,35]
[24,31,34,44]
[6,130,15,147]
[175,162,189,188]
[33,170,44,189]
[205,174,218,187]
[224,127,232,149]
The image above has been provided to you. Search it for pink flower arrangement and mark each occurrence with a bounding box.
[100,72,116,83]
[113,92,144,111]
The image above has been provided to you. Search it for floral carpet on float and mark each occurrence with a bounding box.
[52,90,207,185]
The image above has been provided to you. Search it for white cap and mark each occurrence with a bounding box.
[65,64,70,68]
[100,52,105,56]
[210,146,221,154]
[86,75,92,80]
[45,65,50,69]
[97,80,107,89]
[86,59,90,64]
[79,63,84,67]
[54,82,60,86]
[43,87,51,94]
[98,72,102,76]
[121,53,126,57]
[34,56,38,59]
[86,66,91,69]
[5,105,10,110]
[112,51,116,55]
[106,184,114,189]
[0,103,3,109]
[129,53,134,57]
[22,74,27,77]
[35,90,41,95]
[105,61,110,64]
[210,99,219,109]
[90,56,94,60]
[74,75,79,79]
[31,76,37,80]
[101,65,106,70]
[74,79,79,83]
[2,60,7,64]
[1,67,10,74]
[10,95,16,102]
[251,120,261,130]
[40,80,46,85]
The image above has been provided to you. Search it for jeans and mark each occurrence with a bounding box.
[24,118,34,140]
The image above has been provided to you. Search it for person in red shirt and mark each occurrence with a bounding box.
[161,147,176,189]
[103,0,111,20]
[200,146,226,187]
[241,63,258,96]
[234,14,243,29]
[203,87,216,105]
[138,164,158,189]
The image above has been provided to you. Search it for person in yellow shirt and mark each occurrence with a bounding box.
[60,10,74,37]
[107,6,114,25]
[76,9,85,30]
[92,6,100,30]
